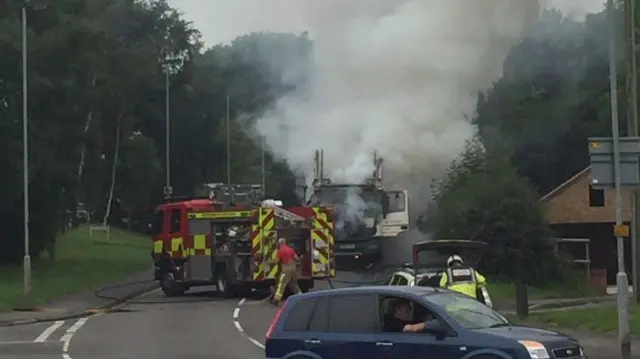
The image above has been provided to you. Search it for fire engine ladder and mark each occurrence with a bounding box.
[268,205,306,222]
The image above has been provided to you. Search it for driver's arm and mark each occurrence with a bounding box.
[439,272,448,288]
[403,321,425,332]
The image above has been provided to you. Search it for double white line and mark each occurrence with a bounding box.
[33,316,92,359]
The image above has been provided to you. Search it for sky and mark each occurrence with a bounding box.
[168,0,606,46]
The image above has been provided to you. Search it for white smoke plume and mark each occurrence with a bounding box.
[251,0,542,208]
[171,0,603,216]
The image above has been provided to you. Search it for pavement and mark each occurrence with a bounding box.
[0,268,638,359]
[0,270,158,326]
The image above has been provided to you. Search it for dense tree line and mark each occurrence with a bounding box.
[0,0,630,275]
[0,0,308,263]
[431,7,631,311]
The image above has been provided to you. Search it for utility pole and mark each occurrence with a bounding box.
[165,67,171,196]
[226,95,231,185]
[21,3,30,298]
[20,0,46,301]
[626,0,640,305]
[608,0,631,357]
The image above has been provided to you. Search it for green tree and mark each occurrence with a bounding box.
[118,134,161,229]
[432,137,557,317]
[0,0,306,264]
[474,9,612,194]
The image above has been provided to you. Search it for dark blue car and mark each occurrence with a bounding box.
[265,286,586,359]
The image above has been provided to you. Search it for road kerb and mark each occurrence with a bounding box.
[0,282,158,327]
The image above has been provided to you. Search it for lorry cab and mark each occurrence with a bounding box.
[379,189,409,238]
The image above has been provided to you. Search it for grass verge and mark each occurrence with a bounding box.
[0,226,149,313]
[490,281,603,303]
[507,304,640,334]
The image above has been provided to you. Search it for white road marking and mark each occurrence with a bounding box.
[34,320,65,342]
[59,314,97,358]
[248,336,265,349]
[60,317,89,343]
[56,285,156,358]
[234,297,265,349]
[234,321,244,333]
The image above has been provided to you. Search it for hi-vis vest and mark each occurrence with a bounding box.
[446,266,476,285]
[444,266,478,298]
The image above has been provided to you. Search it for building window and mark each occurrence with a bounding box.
[589,185,605,207]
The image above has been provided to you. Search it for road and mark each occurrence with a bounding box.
[0,269,629,359]
[0,270,374,359]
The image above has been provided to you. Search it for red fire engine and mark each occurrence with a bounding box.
[150,184,336,297]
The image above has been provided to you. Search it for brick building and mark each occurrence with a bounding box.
[542,166,632,285]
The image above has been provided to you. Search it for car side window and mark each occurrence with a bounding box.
[379,295,439,334]
[328,294,378,333]
[283,298,318,331]
[396,276,409,286]
[387,275,398,285]
[308,297,330,332]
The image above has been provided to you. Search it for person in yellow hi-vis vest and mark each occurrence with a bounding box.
[439,254,486,299]
[271,238,301,305]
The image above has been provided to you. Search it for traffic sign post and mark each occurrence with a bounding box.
[588,137,640,189]
[589,135,636,359]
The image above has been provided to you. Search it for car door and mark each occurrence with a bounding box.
[375,295,463,359]
[304,294,381,359]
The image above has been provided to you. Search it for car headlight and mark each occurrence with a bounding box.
[518,340,550,359]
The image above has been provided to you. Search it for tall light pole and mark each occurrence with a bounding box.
[226,95,231,185]
[21,2,31,299]
[625,0,640,306]
[607,0,631,357]
[20,1,46,300]
[164,67,171,196]
[21,0,45,298]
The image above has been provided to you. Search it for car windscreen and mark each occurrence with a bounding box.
[426,292,509,329]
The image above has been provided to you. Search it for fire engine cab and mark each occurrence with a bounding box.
[149,184,336,297]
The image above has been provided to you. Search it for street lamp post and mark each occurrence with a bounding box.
[21,0,46,300]
[607,0,631,357]
[21,3,31,299]
[165,67,170,195]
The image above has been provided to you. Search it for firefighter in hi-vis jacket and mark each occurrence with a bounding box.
[271,238,301,305]
[439,254,486,299]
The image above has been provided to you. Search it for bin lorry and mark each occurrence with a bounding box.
[308,149,410,264]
